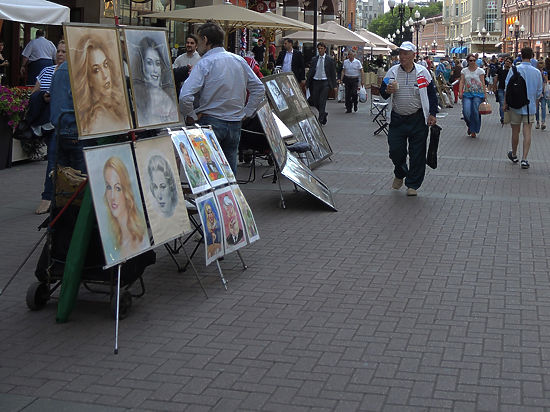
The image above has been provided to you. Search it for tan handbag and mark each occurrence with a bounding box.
[479,101,492,115]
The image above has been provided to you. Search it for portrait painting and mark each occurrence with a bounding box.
[306,114,332,159]
[170,129,210,194]
[286,73,309,110]
[195,192,224,266]
[298,118,318,164]
[215,187,248,254]
[185,127,228,188]
[256,101,287,169]
[287,123,303,145]
[231,184,260,244]
[64,25,132,138]
[123,27,180,128]
[266,79,288,112]
[84,143,151,267]
[202,127,236,183]
[134,135,191,245]
[281,152,336,211]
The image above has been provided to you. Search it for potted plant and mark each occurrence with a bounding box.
[0,86,32,169]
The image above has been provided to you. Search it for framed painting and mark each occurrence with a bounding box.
[256,100,287,169]
[231,184,260,244]
[296,116,332,168]
[215,187,248,254]
[265,78,289,113]
[64,24,132,138]
[84,143,151,268]
[185,127,228,188]
[122,27,181,128]
[170,129,211,194]
[195,192,224,266]
[281,152,336,211]
[286,73,309,110]
[202,126,236,183]
[134,135,191,245]
[306,114,332,159]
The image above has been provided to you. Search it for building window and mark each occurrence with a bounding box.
[485,0,497,32]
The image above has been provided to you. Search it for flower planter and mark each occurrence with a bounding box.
[0,114,13,169]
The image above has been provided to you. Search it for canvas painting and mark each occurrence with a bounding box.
[134,135,191,245]
[185,128,228,188]
[84,143,151,267]
[195,192,224,266]
[170,129,211,194]
[215,187,248,254]
[306,114,332,158]
[202,127,236,183]
[298,118,318,163]
[256,101,287,169]
[281,152,336,211]
[64,25,132,138]
[266,79,289,112]
[123,27,180,128]
[286,73,309,110]
[231,184,260,244]
[287,123,303,145]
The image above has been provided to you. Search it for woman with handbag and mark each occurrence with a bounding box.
[458,53,487,138]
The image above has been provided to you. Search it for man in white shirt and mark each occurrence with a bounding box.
[275,38,305,86]
[306,42,337,125]
[179,22,265,174]
[340,50,364,113]
[20,30,57,86]
[172,34,201,69]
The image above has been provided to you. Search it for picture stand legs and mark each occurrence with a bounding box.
[236,250,248,270]
[182,246,208,298]
[114,263,122,355]
[274,164,286,209]
[215,260,228,290]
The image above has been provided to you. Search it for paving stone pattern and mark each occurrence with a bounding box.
[2,94,550,411]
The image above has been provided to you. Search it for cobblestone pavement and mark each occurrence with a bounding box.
[2,94,550,411]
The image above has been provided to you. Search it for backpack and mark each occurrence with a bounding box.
[505,66,530,110]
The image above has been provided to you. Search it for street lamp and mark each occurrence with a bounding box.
[300,0,318,51]
[508,20,525,56]
[477,27,488,58]
[457,34,464,58]
[431,40,437,54]
[388,0,415,45]
[408,10,426,59]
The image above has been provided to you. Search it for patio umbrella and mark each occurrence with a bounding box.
[286,20,373,47]
[355,28,397,50]
[0,0,70,25]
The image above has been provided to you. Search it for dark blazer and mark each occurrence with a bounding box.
[275,49,305,82]
[306,55,337,90]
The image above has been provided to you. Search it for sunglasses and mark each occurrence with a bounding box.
[468,59,476,62]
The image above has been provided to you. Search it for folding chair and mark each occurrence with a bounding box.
[372,101,389,136]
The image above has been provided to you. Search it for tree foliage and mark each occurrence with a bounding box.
[368,1,443,40]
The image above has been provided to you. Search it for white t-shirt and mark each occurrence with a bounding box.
[461,66,485,97]
[343,58,363,78]
[172,51,201,68]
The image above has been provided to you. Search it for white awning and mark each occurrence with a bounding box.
[0,0,70,25]
[495,42,503,48]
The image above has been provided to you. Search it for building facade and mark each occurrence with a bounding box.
[356,0,384,30]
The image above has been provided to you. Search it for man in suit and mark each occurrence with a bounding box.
[306,42,337,125]
[276,38,305,87]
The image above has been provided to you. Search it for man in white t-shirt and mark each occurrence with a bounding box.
[340,50,364,113]
[20,30,56,86]
[173,34,201,69]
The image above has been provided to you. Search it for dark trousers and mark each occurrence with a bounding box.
[387,110,429,190]
[27,58,54,86]
[343,76,359,111]
[310,79,329,118]
[57,137,86,174]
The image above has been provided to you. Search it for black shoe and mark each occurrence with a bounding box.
[507,151,519,164]
[345,109,352,113]
[320,113,327,125]
[354,104,358,112]
[521,159,530,169]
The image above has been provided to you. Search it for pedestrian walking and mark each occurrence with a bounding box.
[340,50,364,113]
[494,56,513,125]
[504,47,543,169]
[535,60,547,130]
[19,30,57,86]
[379,41,438,197]
[458,53,487,138]
[449,64,462,103]
[275,38,305,88]
[306,42,337,125]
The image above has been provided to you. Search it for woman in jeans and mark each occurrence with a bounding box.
[536,60,548,130]
[458,53,487,138]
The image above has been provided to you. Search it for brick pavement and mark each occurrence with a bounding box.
[2,93,550,411]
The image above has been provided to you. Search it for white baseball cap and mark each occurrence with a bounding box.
[399,41,416,52]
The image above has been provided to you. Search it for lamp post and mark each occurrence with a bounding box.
[388,0,415,45]
[431,40,437,54]
[300,0,318,50]
[457,34,464,58]
[477,27,487,59]
[508,20,525,55]
[407,10,426,60]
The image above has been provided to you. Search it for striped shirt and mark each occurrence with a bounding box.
[391,65,422,115]
[36,65,56,92]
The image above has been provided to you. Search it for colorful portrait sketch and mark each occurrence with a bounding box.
[123,28,180,128]
[84,144,151,267]
[64,25,132,138]
[185,128,228,188]
[256,101,287,169]
[281,152,336,211]
[202,127,236,183]
[134,136,191,245]
[170,129,210,194]
[195,192,224,265]
[215,187,247,254]
[231,184,260,244]
[266,79,288,112]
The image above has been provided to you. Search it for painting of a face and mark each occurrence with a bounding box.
[104,167,125,220]
[200,144,211,162]
[150,169,170,214]
[143,47,161,87]
[206,203,216,229]
[224,198,239,236]
[89,48,111,99]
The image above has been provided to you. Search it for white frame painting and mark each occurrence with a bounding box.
[195,192,225,266]
[215,186,248,254]
[231,184,260,244]
[170,129,211,194]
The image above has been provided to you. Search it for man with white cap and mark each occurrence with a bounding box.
[379,41,439,197]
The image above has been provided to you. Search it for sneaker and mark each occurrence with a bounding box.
[536,123,540,129]
[542,123,546,130]
[406,188,417,196]
[467,128,471,136]
[521,160,530,169]
[507,151,519,164]
[471,132,477,138]
[392,177,403,190]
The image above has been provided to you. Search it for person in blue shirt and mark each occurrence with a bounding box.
[504,47,543,169]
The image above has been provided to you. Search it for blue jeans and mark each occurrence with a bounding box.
[41,129,55,201]
[198,115,242,175]
[536,97,547,124]
[497,89,505,122]
[462,95,483,134]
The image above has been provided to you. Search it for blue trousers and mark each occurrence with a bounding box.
[497,89,505,122]
[462,95,483,134]
[536,97,547,124]
[199,115,242,175]
[387,110,429,190]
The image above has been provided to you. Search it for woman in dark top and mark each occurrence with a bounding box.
[493,56,513,125]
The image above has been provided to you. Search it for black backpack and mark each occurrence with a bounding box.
[505,66,530,110]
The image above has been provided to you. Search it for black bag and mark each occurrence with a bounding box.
[426,124,442,169]
[505,66,530,110]
[12,118,35,141]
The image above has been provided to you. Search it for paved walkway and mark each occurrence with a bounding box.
[2,94,550,411]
